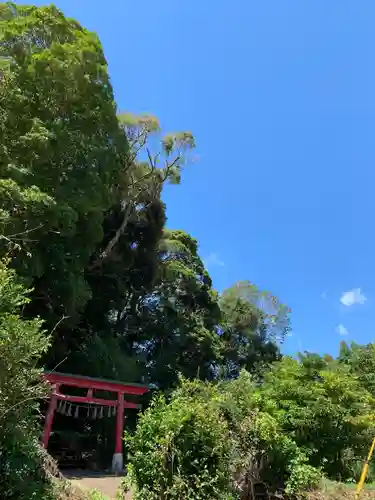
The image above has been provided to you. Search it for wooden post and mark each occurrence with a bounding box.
[112,392,125,473]
[42,385,58,449]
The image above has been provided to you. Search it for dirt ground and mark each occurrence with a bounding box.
[63,470,132,499]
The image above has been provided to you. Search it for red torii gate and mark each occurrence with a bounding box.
[42,372,149,473]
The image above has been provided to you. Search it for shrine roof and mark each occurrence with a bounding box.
[42,371,149,395]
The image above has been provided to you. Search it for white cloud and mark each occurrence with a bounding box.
[204,252,224,269]
[336,324,348,336]
[340,288,367,307]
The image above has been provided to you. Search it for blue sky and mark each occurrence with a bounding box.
[19,1,375,356]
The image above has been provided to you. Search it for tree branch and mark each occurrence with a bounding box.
[88,128,188,270]
[88,202,134,270]
[162,154,182,181]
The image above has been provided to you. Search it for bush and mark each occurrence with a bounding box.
[124,386,232,500]
[217,372,321,497]
[124,375,321,500]
[0,262,53,499]
[259,356,375,482]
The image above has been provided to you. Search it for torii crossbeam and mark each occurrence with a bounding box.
[42,371,149,473]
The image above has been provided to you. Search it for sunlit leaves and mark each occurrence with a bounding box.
[260,355,375,480]
[0,260,54,499]
[0,3,127,326]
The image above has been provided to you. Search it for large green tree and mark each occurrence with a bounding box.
[0,2,128,331]
[99,228,222,389]
[218,281,290,379]
[138,229,221,388]
[66,115,197,380]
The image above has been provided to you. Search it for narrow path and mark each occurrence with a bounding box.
[63,470,131,499]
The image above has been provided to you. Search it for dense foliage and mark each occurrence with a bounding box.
[260,354,375,481]
[1,3,375,500]
[125,390,232,500]
[126,357,375,499]
[0,262,55,499]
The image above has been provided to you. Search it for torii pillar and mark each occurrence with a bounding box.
[112,392,125,472]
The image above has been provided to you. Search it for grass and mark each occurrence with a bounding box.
[86,489,110,500]
[52,482,111,500]
[308,478,375,500]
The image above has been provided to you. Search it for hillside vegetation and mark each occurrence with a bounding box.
[0,3,374,499]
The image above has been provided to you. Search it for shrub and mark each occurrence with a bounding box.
[0,262,53,499]
[259,356,375,482]
[124,374,321,500]
[124,387,232,500]
[218,372,321,497]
